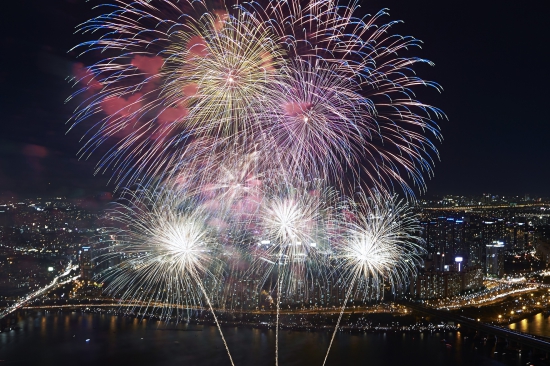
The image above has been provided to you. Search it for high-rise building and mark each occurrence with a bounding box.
[486,241,505,277]
[410,270,460,299]
[79,246,93,281]
[481,220,506,247]
[409,265,483,300]
[468,239,483,266]
[420,215,470,266]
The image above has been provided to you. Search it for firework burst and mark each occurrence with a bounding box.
[161,12,286,141]
[67,0,285,190]
[98,188,234,365]
[69,0,444,195]
[322,192,424,365]
[260,59,368,184]
[253,183,335,295]
[68,0,445,363]
[246,181,336,366]
[244,0,445,194]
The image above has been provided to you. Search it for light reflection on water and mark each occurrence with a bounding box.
[508,312,550,337]
[0,312,520,366]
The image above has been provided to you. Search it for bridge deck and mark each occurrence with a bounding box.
[405,303,550,352]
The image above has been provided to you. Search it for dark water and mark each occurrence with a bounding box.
[0,312,520,366]
[509,312,550,337]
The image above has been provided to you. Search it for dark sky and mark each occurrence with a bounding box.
[0,0,549,199]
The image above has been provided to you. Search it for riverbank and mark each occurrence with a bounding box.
[0,312,529,366]
[1,307,459,336]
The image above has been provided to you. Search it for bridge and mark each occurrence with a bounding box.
[15,298,550,353]
[0,262,79,320]
[421,203,546,211]
[404,302,550,353]
[19,302,403,317]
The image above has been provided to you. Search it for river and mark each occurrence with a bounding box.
[0,311,530,366]
[508,312,550,337]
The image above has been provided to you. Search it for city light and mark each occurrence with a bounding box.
[0,0,548,364]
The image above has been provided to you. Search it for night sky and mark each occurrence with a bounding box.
[0,0,549,199]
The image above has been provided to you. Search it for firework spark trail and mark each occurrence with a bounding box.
[257,191,320,366]
[69,0,444,196]
[194,269,235,366]
[276,255,282,366]
[322,192,425,365]
[322,272,357,366]
[97,188,234,365]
